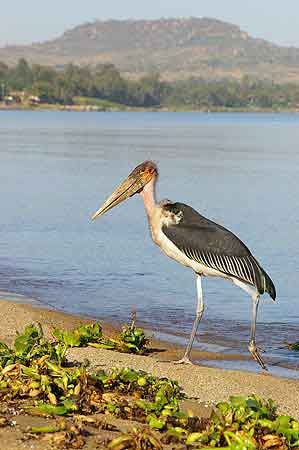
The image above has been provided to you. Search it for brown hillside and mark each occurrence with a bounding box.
[1,17,299,82]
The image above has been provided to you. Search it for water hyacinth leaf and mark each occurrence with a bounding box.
[246,398,261,410]
[35,403,69,416]
[30,425,62,433]
[118,368,139,383]
[235,406,247,422]
[137,377,147,387]
[88,342,116,350]
[36,399,77,416]
[91,369,108,384]
[230,396,248,408]
[107,435,132,449]
[147,415,166,430]
[119,319,149,354]
[62,374,68,390]
[53,323,103,347]
[14,335,33,357]
[63,399,78,411]
[21,366,41,380]
[167,426,187,438]
[224,431,257,450]
[257,418,274,430]
[292,421,299,431]
[14,324,44,356]
[135,399,148,410]
[45,360,64,374]
[77,323,102,341]
[186,432,204,444]
[52,329,81,347]
[274,414,291,430]
[216,401,231,417]
[0,342,10,351]
[285,341,299,351]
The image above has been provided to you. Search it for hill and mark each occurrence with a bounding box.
[1,17,299,82]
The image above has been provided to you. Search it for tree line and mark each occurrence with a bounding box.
[1,58,299,109]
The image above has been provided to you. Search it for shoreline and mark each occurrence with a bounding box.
[0,291,249,363]
[1,292,298,378]
[1,103,299,113]
[0,295,299,417]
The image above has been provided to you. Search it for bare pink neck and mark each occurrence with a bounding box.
[140,176,157,218]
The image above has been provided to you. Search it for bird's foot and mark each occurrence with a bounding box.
[173,356,194,365]
[248,341,268,371]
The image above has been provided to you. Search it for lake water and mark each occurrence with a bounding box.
[0,111,299,373]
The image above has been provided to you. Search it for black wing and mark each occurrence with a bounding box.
[162,202,276,299]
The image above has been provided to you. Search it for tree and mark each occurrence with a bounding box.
[127,73,162,106]
[92,65,128,103]
[9,58,33,89]
[32,64,56,83]
[0,62,8,81]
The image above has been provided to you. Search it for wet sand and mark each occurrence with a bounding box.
[0,297,298,418]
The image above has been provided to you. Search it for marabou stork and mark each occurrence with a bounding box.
[92,161,276,370]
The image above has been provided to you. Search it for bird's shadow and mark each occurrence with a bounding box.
[146,347,167,354]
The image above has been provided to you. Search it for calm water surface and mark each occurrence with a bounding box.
[0,111,299,372]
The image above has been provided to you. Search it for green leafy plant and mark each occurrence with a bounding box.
[184,395,299,449]
[34,399,78,416]
[88,313,150,354]
[53,315,149,354]
[118,313,149,354]
[1,322,299,449]
[52,322,103,347]
[285,341,299,351]
[0,324,67,367]
[107,426,162,449]
[0,317,149,375]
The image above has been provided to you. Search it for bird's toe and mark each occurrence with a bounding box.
[248,341,268,371]
[173,356,194,365]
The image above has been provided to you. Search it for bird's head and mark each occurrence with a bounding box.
[91,160,158,220]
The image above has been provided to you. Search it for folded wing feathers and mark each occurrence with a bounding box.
[183,247,258,287]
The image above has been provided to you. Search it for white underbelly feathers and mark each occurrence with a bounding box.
[148,206,231,280]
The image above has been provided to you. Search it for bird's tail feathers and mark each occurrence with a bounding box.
[262,269,276,301]
[252,258,276,301]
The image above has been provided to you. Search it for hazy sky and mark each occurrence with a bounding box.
[1,0,299,47]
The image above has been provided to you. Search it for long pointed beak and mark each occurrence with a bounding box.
[91,174,144,220]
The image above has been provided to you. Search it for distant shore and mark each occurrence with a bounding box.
[1,102,299,113]
[0,296,299,418]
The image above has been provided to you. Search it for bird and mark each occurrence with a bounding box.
[91,160,276,370]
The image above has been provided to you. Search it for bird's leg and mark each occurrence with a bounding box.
[175,275,204,365]
[232,279,267,371]
[248,294,268,371]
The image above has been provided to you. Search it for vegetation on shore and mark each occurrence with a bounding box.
[1,59,299,112]
[0,318,149,366]
[0,321,298,448]
[285,341,299,351]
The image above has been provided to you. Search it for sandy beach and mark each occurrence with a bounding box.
[0,297,298,418]
[0,296,298,449]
